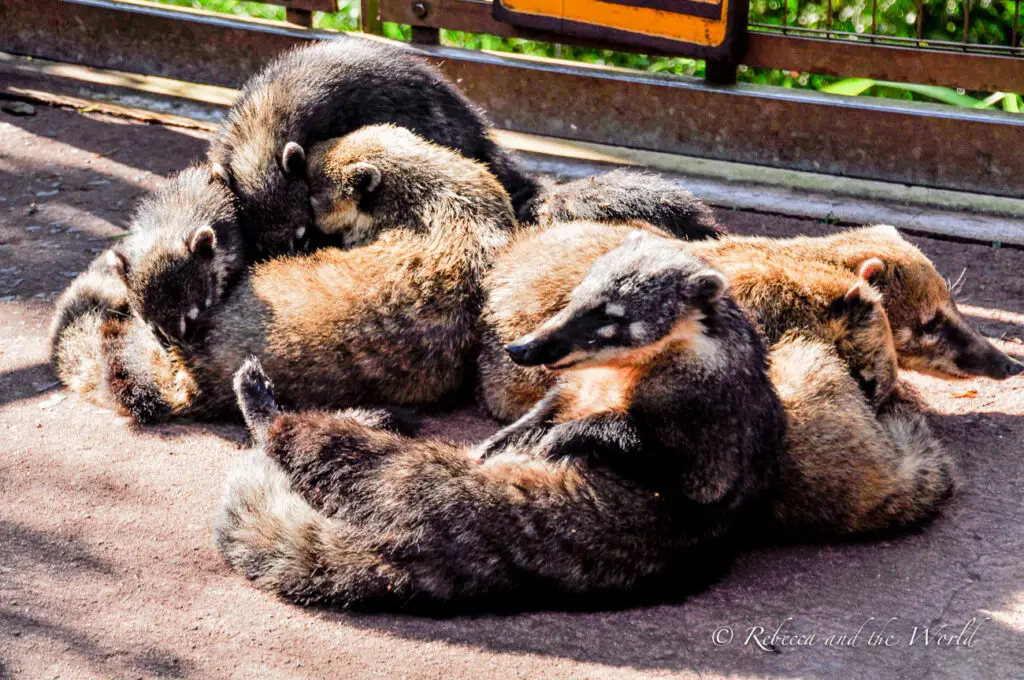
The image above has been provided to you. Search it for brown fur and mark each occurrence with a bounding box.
[216,233,782,610]
[768,334,958,536]
[55,126,515,422]
[479,222,900,421]
[689,224,1023,381]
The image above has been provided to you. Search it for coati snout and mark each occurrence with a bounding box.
[897,304,1024,380]
[505,232,727,370]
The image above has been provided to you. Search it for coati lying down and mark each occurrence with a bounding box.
[215,233,785,611]
[518,169,724,241]
[768,333,958,537]
[52,125,515,423]
[477,221,959,538]
[480,222,1021,422]
[105,39,537,349]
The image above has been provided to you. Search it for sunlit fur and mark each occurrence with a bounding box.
[209,39,537,256]
[688,224,1024,381]
[52,126,516,423]
[215,234,783,611]
[769,334,958,537]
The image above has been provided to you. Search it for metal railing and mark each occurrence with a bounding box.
[1,0,1022,199]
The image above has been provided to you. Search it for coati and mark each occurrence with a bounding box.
[768,333,958,537]
[52,125,515,422]
[476,221,955,539]
[108,40,537,347]
[106,165,243,348]
[517,169,724,241]
[215,233,784,610]
[49,252,189,424]
[210,39,537,258]
[479,222,1018,422]
[686,224,1024,381]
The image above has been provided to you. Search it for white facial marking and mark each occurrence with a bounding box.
[606,303,626,318]
[295,226,306,238]
[629,322,648,340]
[179,315,187,337]
[187,306,200,320]
[596,324,618,339]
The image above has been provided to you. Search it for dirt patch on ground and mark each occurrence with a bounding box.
[1,105,1023,680]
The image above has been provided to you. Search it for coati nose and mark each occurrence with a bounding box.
[504,341,538,366]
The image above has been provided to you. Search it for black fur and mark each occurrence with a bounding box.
[519,170,723,240]
[215,234,784,611]
[211,39,538,257]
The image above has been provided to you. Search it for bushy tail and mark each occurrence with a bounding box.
[214,452,406,607]
[49,254,130,360]
[50,254,130,399]
[861,397,960,533]
[769,335,958,538]
[233,357,282,446]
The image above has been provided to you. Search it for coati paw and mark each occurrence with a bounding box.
[233,356,281,444]
[233,356,275,404]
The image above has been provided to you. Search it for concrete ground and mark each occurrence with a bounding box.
[1,103,1023,680]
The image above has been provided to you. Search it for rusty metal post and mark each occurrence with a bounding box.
[286,8,314,26]
[409,1,440,44]
[705,59,738,85]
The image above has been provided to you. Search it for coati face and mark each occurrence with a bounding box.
[839,226,1023,380]
[505,232,727,370]
[306,125,483,246]
[217,141,313,257]
[110,167,241,349]
[306,142,382,247]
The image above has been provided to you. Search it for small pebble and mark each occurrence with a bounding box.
[2,101,36,116]
[36,190,58,197]
[24,226,41,232]
[61,271,79,278]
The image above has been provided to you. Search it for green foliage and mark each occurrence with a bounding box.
[150,0,1022,111]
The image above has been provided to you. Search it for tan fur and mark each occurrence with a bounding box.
[479,222,899,421]
[768,334,958,536]
[58,126,516,422]
[689,224,1012,380]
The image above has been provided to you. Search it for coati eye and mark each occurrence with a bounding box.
[921,314,942,334]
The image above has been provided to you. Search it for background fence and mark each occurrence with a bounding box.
[1,0,1022,197]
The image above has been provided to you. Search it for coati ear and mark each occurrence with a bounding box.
[844,260,885,303]
[210,162,233,187]
[348,162,382,196]
[106,249,130,282]
[187,226,217,259]
[856,257,885,285]
[281,142,306,177]
[694,270,728,303]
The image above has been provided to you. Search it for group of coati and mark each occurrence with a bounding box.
[50,39,1023,613]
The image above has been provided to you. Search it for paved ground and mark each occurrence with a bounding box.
[1,104,1023,680]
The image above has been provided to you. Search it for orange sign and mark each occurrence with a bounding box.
[493,0,747,59]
